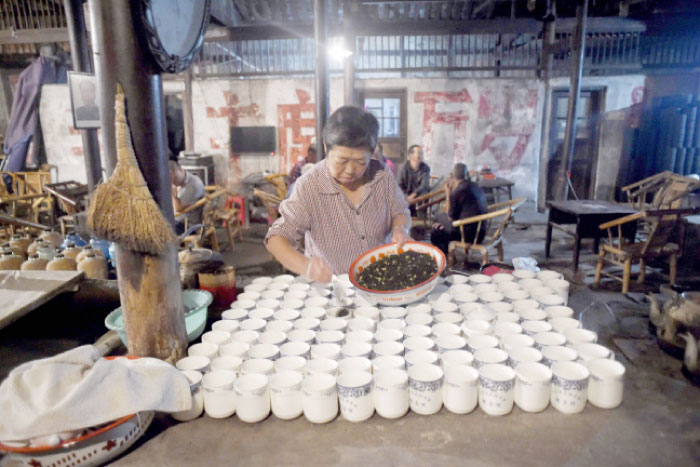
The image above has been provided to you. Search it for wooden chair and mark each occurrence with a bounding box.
[593,207,698,293]
[253,188,283,224]
[177,186,229,251]
[44,181,89,235]
[0,171,53,224]
[264,173,288,200]
[622,171,700,211]
[447,197,525,268]
[409,184,448,230]
[207,186,243,250]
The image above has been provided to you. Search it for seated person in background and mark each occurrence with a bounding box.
[399,144,431,215]
[430,162,488,257]
[288,144,316,187]
[170,160,206,233]
[286,162,315,198]
[372,142,395,174]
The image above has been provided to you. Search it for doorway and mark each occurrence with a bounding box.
[359,89,407,168]
[546,89,604,200]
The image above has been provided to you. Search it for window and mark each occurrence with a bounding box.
[364,97,401,138]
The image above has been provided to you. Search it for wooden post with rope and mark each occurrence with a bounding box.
[89,0,186,363]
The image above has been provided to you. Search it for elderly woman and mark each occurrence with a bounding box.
[265,106,411,283]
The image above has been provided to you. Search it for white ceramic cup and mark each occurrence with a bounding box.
[311,343,342,361]
[249,307,274,322]
[405,313,433,328]
[474,283,499,295]
[403,336,435,353]
[512,299,541,314]
[512,269,537,280]
[469,274,492,284]
[284,290,307,301]
[443,365,479,414]
[467,334,499,353]
[274,308,300,322]
[294,317,321,332]
[211,320,240,334]
[432,301,459,314]
[239,317,268,333]
[320,318,348,332]
[374,369,409,419]
[574,343,613,363]
[449,283,475,297]
[461,319,493,338]
[465,308,496,322]
[518,278,544,291]
[536,294,565,308]
[337,371,374,422]
[378,319,406,332]
[222,308,248,322]
[237,291,261,302]
[347,317,376,333]
[274,356,307,374]
[406,303,433,315]
[408,363,444,415]
[428,291,454,303]
[248,343,280,361]
[480,292,505,304]
[172,370,204,422]
[270,370,304,420]
[503,289,531,303]
[234,373,270,423]
[286,329,316,346]
[338,357,372,375]
[587,358,625,409]
[372,355,406,373]
[549,317,581,334]
[241,358,274,376]
[280,298,304,310]
[302,373,338,423]
[453,291,480,304]
[551,361,590,414]
[537,269,563,282]
[522,320,553,336]
[305,358,338,376]
[280,341,311,359]
[514,361,552,413]
[547,278,570,303]
[305,296,330,308]
[533,331,567,350]
[289,282,310,292]
[541,345,578,368]
[517,308,548,322]
[506,345,543,368]
[446,274,470,285]
[259,330,287,347]
[473,348,509,369]
[374,328,404,343]
[478,363,516,416]
[201,330,231,347]
[491,273,515,283]
[231,298,256,310]
[315,330,346,346]
[436,334,467,354]
[302,306,327,320]
[404,324,432,339]
[342,341,373,359]
[231,330,259,346]
[344,330,374,344]
[265,283,287,294]
[202,370,237,419]
[493,322,523,340]
[381,306,407,320]
[564,328,598,346]
[431,322,461,339]
[176,355,210,374]
[211,356,243,374]
[219,341,250,360]
[441,349,474,369]
[373,341,405,358]
[495,311,520,324]
[434,312,464,326]
[489,302,515,315]
[354,306,380,321]
[405,349,439,368]
[188,342,219,360]
[243,283,267,294]
[545,305,576,319]
[501,333,535,353]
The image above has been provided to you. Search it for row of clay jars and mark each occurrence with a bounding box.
[1,248,109,279]
[8,230,63,254]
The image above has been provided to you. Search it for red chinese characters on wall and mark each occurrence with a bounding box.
[414,89,472,162]
[477,86,538,172]
[277,89,316,172]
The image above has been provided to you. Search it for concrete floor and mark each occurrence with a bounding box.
[2,211,700,466]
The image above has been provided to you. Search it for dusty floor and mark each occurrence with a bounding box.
[2,208,700,466]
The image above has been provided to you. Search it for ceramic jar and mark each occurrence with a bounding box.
[0,250,23,270]
[61,242,82,261]
[337,371,374,422]
[77,253,108,279]
[514,362,552,413]
[478,363,516,416]
[443,365,479,414]
[172,370,204,422]
[75,245,104,264]
[9,234,32,254]
[302,373,338,423]
[2,242,25,259]
[46,253,76,271]
[270,371,304,420]
[234,373,270,423]
[408,363,444,415]
[39,230,64,248]
[551,361,590,414]
[37,243,57,261]
[20,254,49,271]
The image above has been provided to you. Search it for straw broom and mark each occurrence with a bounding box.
[87,87,176,255]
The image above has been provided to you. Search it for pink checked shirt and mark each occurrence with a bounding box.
[265,159,410,275]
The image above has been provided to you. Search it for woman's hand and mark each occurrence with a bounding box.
[304,256,332,283]
[391,226,410,248]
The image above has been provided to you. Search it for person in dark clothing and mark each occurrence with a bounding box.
[399,144,431,216]
[287,143,316,187]
[430,163,489,257]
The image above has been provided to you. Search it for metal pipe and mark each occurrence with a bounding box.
[562,0,588,200]
[63,0,102,191]
[314,0,329,159]
[343,5,356,106]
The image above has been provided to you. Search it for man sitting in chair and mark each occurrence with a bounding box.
[430,162,488,257]
[170,160,206,234]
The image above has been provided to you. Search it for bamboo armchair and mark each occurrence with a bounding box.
[409,185,448,229]
[177,186,242,251]
[0,171,53,224]
[264,173,288,200]
[593,207,698,293]
[253,187,283,223]
[447,197,525,268]
[622,171,700,211]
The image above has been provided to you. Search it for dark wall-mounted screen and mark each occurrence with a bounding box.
[230,126,277,153]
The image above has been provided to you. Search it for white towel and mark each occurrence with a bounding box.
[0,345,191,442]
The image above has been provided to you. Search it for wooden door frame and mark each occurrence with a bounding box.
[357,88,408,161]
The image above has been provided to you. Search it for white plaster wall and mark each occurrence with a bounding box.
[39,84,88,184]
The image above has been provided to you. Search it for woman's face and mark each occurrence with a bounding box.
[326,145,371,186]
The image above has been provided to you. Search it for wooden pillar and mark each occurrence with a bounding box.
[64,0,102,191]
[88,0,186,363]
[342,5,356,107]
[561,0,588,200]
[314,0,329,159]
[183,68,195,152]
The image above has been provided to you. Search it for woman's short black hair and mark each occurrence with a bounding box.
[322,106,379,153]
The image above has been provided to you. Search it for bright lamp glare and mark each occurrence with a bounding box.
[328,45,352,59]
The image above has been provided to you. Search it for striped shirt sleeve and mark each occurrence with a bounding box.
[265,176,311,249]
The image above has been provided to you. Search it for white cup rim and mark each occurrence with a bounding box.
[176,355,210,371]
[445,364,479,384]
[374,368,408,387]
[508,346,543,362]
[337,370,372,388]
[303,372,336,392]
[202,370,236,389]
[270,370,303,389]
[515,361,552,383]
[181,370,203,386]
[235,373,268,392]
[372,355,405,372]
[441,349,474,366]
[275,356,307,371]
[588,358,625,379]
[479,363,515,381]
[552,360,590,380]
[306,358,338,374]
[405,350,438,365]
[408,363,443,382]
